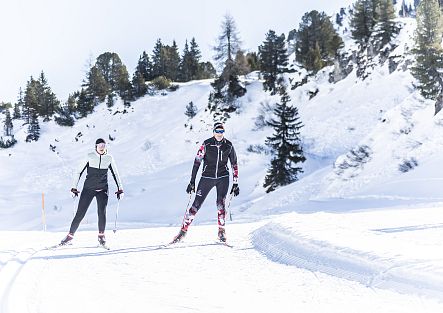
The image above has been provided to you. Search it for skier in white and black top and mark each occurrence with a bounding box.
[60,138,123,246]
[171,122,239,243]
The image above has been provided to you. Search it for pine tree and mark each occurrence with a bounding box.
[259,30,288,94]
[136,51,153,81]
[13,88,23,119]
[351,0,375,44]
[412,0,443,101]
[26,110,40,142]
[179,40,192,82]
[87,65,110,102]
[263,85,305,193]
[151,39,164,79]
[4,110,13,136]
[189,38,202,79]
[296,10,343,72]
[234,50,251,76]
[132,70,147,98]
[94,52,131,98]
[185,101,198,118]
[376,0,398,47]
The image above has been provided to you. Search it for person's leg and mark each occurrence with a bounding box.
[69,189,95,234]
[215,177,230,229]
[96,190,109,234]
[181,177,215,231]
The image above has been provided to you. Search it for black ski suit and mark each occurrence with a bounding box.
[69,150,122,234]
[182,137,238,231]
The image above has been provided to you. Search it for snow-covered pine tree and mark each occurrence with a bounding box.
[185,101,197,119]
[263,84,305,193]
[259,30,288,95]
[411,0,443,112]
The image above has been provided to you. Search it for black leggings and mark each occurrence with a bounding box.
[69,189,108,234]
[182,176,229,230]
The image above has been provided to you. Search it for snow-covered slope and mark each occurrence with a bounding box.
[1,14,443,309]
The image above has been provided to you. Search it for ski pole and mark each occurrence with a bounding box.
[113,199,120,233]
[226,192,234,221]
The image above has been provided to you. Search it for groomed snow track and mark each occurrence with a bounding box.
[252,222,443,301]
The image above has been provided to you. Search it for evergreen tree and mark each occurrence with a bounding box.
[412,0,443,100]
[94,52,131,98]
[185,101,198,118]
[4,110,13,136]
[189,38,202,79]
[54,102,75,127]
[76,88,94,118]
[164,40,181,81]
[351,0,375,43]
[151,39,165,78]
[376,0,398,47]
[198,61,217,79]
[26,110,40,142]
[179,40,192,81]
[23,78,38,125]
[296,10,343,72]
[132,70,148,98]
[87,65,110,102]
[234,50,251,76]
[136,51,153,81]
[13,88,23,119]
[259,30,288,94]
[263,85,305,193]
[246,52,260,72]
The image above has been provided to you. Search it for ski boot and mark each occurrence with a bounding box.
[218,227,227,243]
[98,233,106,246]
[170,229,187,244]
[60,233,74,246]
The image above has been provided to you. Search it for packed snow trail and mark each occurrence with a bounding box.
[0,223,442,313]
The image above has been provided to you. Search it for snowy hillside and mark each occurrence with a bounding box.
[1,12,443,312]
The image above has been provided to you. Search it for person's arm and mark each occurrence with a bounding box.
[229,145,238,183]
[190,143,206,184]
[109,156,123,191]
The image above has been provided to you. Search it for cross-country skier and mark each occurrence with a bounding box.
[171,122,239,244]
[59,138,123,247]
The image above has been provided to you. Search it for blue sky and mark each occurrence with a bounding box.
[0,0,356,103]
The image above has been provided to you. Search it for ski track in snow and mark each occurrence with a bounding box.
[0,248,42,313]
[252,222,443,301]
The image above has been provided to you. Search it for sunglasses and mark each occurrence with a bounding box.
[214,129,225,134]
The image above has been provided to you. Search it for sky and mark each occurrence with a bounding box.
[0,0,356,103]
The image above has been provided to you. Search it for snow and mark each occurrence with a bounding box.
[1,15,443,313]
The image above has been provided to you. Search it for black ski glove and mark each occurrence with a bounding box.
[230,183,239,197]
[70,188,80,197]
[186,182,195,194]
[115,189,124,200]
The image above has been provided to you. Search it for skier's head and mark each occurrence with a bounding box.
[213,122,225,141]
[95,138,107,155]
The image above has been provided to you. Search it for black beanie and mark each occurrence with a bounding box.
[213,122,224,130]
[95,138,106,145]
